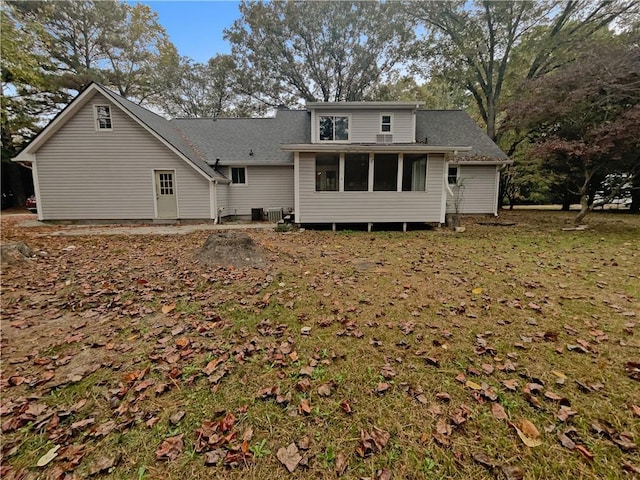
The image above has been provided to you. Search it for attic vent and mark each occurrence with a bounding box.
[376,134,393,144]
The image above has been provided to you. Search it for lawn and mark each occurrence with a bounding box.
[1,210,638,480]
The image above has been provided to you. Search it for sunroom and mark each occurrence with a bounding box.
[281,144,471,230]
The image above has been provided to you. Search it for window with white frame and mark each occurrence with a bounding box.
[448,166,459,185]
[231,167,247,185]
[319,116,349,141]
[380,114,392,133]
[402,154,427,191]
[95,105,112,130]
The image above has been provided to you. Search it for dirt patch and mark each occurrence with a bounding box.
[195,232,269,268]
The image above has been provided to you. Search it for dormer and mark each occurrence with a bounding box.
[307,102,424,144]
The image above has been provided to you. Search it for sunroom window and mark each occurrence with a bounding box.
[316,154,339,191]
[373,154,398,191]
[344,153,369,191]
[319,116,349,141]
[402,154,427,191]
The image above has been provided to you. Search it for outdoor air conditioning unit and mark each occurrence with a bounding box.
[267,208,283,223]
[376,134,393,144]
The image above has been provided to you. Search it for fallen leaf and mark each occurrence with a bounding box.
[557,431,576,450]
[204,449,226,466]
[161,303,176,314]
[340,400,353,414]
[511,419,542,448]
[335,452,348,476]
[472,287,484,295]
[276,442,302,473]
[575,444,594,462]
[375,468,392,480]
[88,455,119,475]
[169,411,185,425]
[491,403,508,420]
[502,465,525,480]
[472,451,497,469]
[298,398,311,415]
[36,445,61,467]
[317,383,332,397]
[155,434,184,461]
[376,382,391,393]
[465,380,482,390]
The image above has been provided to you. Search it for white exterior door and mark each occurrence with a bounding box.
[154,170,177,219]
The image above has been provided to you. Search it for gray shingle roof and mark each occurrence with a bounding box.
[172,110,311,165]
[99,86,223,179]
[416,110,508,161]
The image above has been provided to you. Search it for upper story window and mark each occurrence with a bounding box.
[380,114,392,133]
[94,105,112,130]
[231,167,247,185]
[319,115,349,141]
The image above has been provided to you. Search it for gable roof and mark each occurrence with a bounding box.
[172,110,311,165]
[416,110,509,162]
[14,82,224,181]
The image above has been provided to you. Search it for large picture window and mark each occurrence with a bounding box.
[344,153,369,191]
[316,154,339,191]
[402,154,427,191]
[319,116,349,141]
[373,154,398,191]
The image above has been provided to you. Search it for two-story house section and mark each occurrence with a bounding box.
[14,83,509,225]
[282,102,510,228]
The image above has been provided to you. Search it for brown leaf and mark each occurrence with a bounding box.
[631,404,640,417]
[155,434,184,461]
[298,398,311,415]
[276,443,302,473]
[502,465,525,480]
[491,403,508,420]
[317,383,332,397]
[335,452,348,476]
[435,392,451,402]
[298,436,311,450]
[161,303,176,314]
[502,379,519,391]
[380,364,397,379]
[511,419,542,448]
[472,452,498,469]
[557,431,576,450]
[299,365,314,377]
[575,444,594,462]
[169,411,185,425]
[375,468,392,480]
[204,449,226,466]
[376,382,391,393]
[88,455,119,475]
[340,400,352,414]
[557,405,577,422]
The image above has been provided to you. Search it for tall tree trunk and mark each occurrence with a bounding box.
[631,176,640,214]
[561,197,571,211]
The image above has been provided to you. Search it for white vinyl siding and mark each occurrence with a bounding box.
[297,152,444,223]
[216,182,230,216]
[35,91,211,220]
[314,110,414,143]
[446,165,498,214]
[222,165,294,216]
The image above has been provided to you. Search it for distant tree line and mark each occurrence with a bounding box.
[2,0,638,220]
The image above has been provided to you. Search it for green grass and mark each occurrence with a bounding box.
[1,210,638,479]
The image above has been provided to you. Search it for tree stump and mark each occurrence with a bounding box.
[1,242,35,266]
[195,232,267,268]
